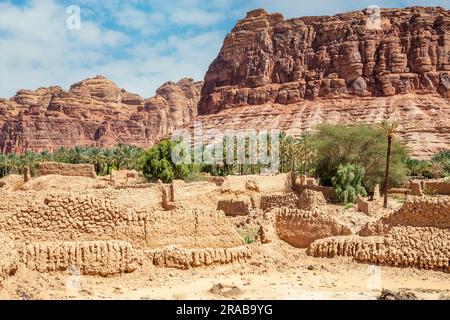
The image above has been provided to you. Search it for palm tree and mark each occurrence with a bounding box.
[283,136,302,185]
[53,147,70,163]
[102,148,115,175]
[380,120,399,208]
[278,132,287,173]
[85,147,104,174]
[39,150,52,162]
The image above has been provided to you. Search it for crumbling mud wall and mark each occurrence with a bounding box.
[145,209,244,249]
[217,199,251,216]
[422,181,450,195]
[308,196,450,272]
[0,194,148,246]
[149,246,251,270]
[360,196,450,235]
[297,189,328,210]
[220,174,291,194]
[260,193,298,212]
[307,226,450,272]
[37,162,96,178]
[275,208,352,248]
[19,240,142,276]
[0,232,18,282]
[0,194,251,275]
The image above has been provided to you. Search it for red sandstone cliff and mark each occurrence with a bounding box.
[1,7,449,158]
[0,76,202,153]
[194,7,450,158]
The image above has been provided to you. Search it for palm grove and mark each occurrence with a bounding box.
[1,124,449,206]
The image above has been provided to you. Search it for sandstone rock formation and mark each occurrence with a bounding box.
[196,7,450,159]
[0,76,202,153]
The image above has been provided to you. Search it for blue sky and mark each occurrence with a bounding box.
[0,0,448,98]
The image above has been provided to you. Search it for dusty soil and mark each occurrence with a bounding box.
[0,172,449,300]
[1,242,449,300]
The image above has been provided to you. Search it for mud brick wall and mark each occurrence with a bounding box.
[150,246,251,270]
[145,209,244,249]
[0,194,148,246]
[217,199,251,216]
[275,208,352,248]
[19,240,142,276]
[307,226,450,272]
[423,181,450,195]
[37,162,96,178]
[0,232,18,282]
[260,192,298,212]
[382,196,450,229]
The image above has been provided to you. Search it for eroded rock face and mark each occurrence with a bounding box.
[200,7,450,113]
[0,76,202,153]
[196,7,450,159]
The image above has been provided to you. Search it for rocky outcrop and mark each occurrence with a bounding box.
[200,7,450,112]
[0,76,202,153]
[196,7,450,159]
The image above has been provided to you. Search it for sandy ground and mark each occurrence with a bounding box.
[1,173,449,300]
[1,242,449,300]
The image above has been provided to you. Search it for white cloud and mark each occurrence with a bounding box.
[0,0,128,97]
[168,9,224,26]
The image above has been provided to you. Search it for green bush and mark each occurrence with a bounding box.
[432,150,450,177]
[310,124,409,191]
[142,140,191,183]
[332,164,367,204]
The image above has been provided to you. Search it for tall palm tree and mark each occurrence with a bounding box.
[283,136,302,185]
[380,120,399,208]
[39,150,52,162]
[85,147,104,174]
[278,132,287,173]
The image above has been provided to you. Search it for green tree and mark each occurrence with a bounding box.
[332,164,367,204]
[310,124,408,191]
[142,140,191,183]
[432,150,450,176]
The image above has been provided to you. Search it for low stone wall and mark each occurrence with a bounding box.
[359,196,450,236]
[356,196,381,216]
[37,162,96,178]
[297,189,328,210]
[0,194,148,246]
[149,246,251,270]
[217,199,251,216]
[145,209,244,249]
[307,226,450,272]
[260,193,298,212]
[294,184,334,200]
[0,232,18,282]
[220,174,291,194]
[19,240,142,276]
[423,181,450,195]
[275,208,352,248]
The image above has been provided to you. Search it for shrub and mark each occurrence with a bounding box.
[332,164,367,204]
[142,140,191,183]
[310,124,409,191]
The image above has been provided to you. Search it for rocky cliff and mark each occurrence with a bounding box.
[195,7,450,158]
[1,7,449,158]
[0,76,202,153]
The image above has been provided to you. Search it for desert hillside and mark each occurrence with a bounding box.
[1,7,449,158]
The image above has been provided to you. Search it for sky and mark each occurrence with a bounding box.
[0,0,448,98]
